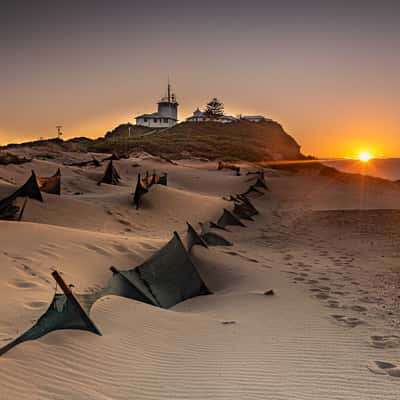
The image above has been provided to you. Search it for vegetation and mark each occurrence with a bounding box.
[204,98,224,117]
[1,120,304,162]
[86,120,303,161]
[0,152,31,165]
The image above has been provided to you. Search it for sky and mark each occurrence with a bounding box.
[1,0,399,158]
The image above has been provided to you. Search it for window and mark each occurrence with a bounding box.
[144,118,148,122]
[163,118,168,123]
[154,118,158,123]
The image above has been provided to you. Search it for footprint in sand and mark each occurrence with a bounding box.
[140,242,156,250]
[326,300,341,308]
[17,264,37,277]
[331,314,365,327]
[24,301,48,310]
[44,243,59,249]
[370,335,400,349]
[315,292,330,300]
[368,361,400,378]
[38,249,60,258]
[224,251,239,256]
[15,264,50,284]
[112,244,131,254]
[310,288,323,292]
[332,283,345,289]
[83,243,111,256]
[350,305,368,313]
[8,279,38,289]
[116,218,132,226]
[5,253,32,263]
[359,295,383,304]
[332,290,348,296]
[245,258,259,263]
[39,243,59,252]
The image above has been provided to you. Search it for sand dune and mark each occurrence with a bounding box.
[0,153,399,399]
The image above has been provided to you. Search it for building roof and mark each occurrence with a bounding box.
[221,115,238,121]
[186,112,238,122]
[192,108,204,117]
[242,115,271,121]
[135,112,177,120]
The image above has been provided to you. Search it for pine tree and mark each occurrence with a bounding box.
[205,98,224,117]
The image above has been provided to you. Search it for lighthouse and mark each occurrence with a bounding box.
[157,82,178,120]
[135,82,179,128]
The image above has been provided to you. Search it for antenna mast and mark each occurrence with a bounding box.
[56,125,63,139]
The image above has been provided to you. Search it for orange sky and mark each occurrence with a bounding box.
[1,1,399,158]
[1,91,398,159]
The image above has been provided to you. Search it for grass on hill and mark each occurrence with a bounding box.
[85,121,303,162]
[1,121,304,162]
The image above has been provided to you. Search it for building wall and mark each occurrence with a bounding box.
[136,117,177,128]
[158,102,178,120]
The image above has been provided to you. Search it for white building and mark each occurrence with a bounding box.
[136,83,178,128]
[186,108,238,124]
[241,115,271,123]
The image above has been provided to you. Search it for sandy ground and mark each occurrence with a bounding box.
[0,152,399,399]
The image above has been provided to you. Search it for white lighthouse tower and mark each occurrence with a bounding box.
[135,82,179,128]
[157,82,178,120]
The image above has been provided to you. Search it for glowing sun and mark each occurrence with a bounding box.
[358,151,372,163]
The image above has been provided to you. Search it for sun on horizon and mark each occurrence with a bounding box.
[358,151,373,163]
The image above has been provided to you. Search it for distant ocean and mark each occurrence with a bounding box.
[323,158,400,181]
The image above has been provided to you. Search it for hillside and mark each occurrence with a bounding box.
[1,120,304,162]
[96,120,304,161]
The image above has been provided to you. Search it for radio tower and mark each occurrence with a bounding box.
[56,125,63,139]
